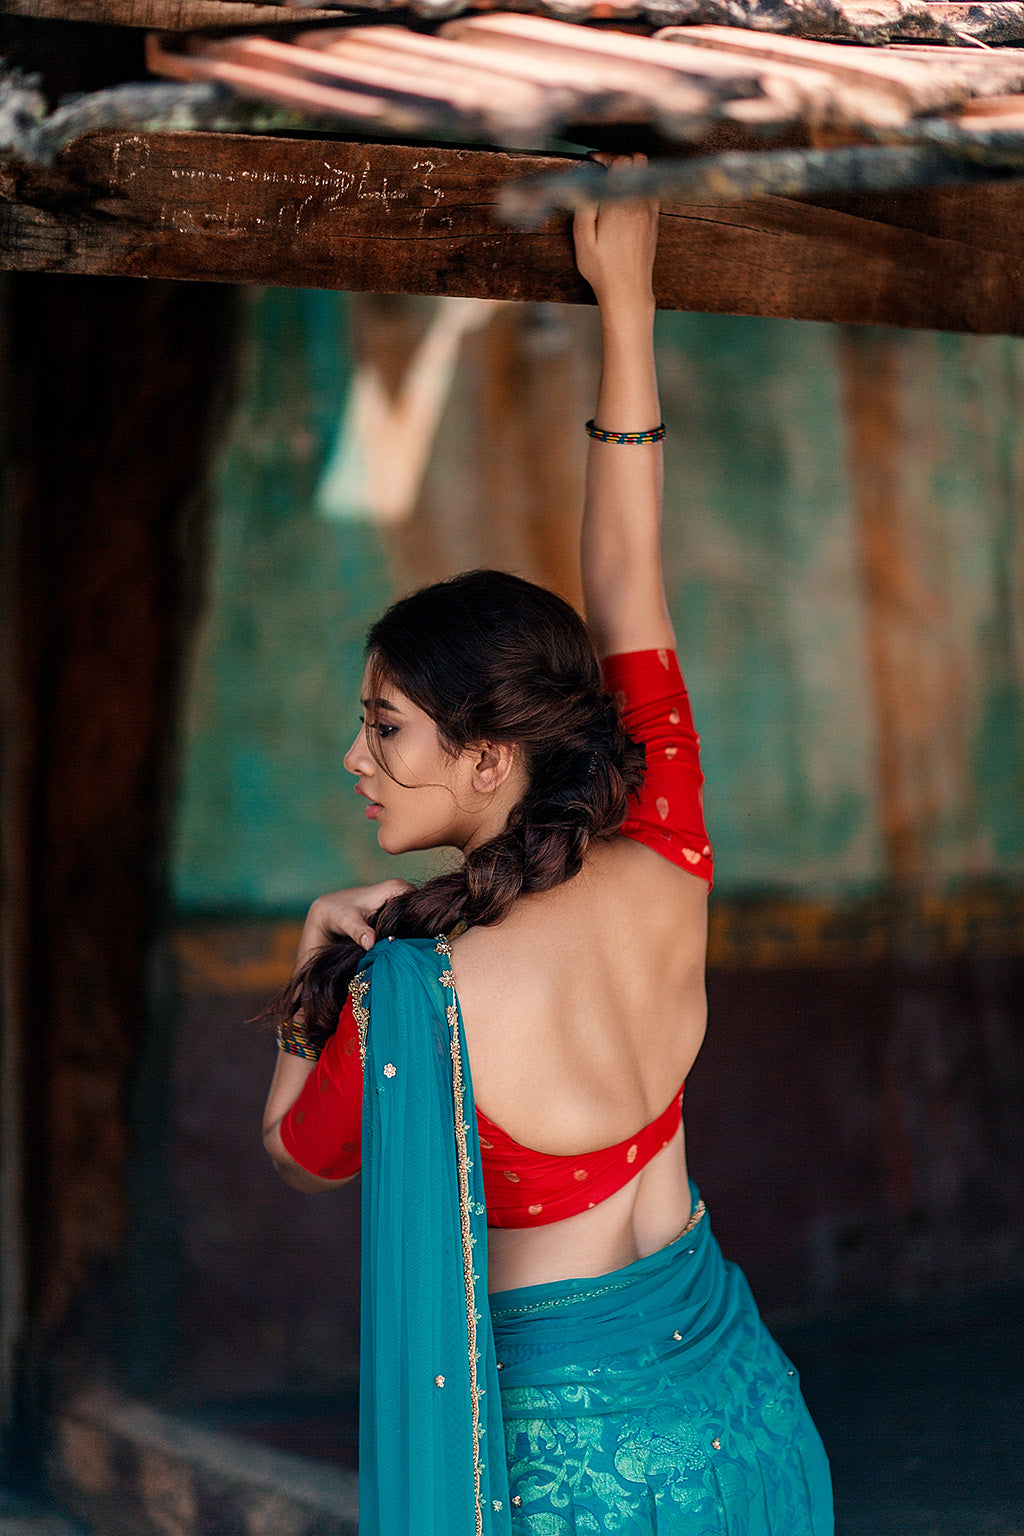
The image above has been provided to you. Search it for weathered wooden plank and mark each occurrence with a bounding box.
[10,0,1024,39]
[1,130,1024,333]
[0,0,344,25]
[816,178,1024,258]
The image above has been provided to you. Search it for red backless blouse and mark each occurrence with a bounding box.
[280,647,712,1225]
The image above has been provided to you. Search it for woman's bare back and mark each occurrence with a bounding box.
[450,834,709,1291]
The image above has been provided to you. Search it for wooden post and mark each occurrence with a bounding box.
[0,273,236,1473]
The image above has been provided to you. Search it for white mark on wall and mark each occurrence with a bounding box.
[317,297,506,526]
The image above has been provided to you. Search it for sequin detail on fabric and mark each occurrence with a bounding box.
[349,972,370,1069]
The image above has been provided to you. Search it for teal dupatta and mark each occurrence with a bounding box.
[353,935,513,1536]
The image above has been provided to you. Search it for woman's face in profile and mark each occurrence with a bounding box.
[343,663,481,856]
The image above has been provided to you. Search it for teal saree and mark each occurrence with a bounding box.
[355,937,833,1536]
[492,1189,833,1533]
[355,935,512,1536]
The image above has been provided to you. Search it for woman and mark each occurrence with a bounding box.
[262,160,833,1535]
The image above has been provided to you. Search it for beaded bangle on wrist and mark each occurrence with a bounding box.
[276,1018,323,1061]
[586,419,665,445]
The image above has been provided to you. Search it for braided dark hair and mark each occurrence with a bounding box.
[274,570,646,1043]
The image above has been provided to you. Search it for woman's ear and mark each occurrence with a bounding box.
[470,741,520,795]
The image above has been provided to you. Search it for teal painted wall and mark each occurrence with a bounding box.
[171,290,1024,912]
[173,290,400,910]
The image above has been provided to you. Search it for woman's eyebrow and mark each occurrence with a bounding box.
[361,696,402,714]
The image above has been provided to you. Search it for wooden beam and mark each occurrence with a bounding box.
[0,0,344,26]
[2,129,1024,331]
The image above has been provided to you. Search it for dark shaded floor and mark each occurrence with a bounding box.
[0,1490,86,1536]
[777,1286,1024,1536]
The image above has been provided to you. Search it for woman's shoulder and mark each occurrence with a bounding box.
[455,837,706,976]
[593,831,710,904]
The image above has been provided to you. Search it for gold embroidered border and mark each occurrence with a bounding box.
[349,972,370,1069]
[678,1198,706,1240]
[436,933,483,1536]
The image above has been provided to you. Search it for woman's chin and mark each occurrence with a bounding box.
[376,825,414,857]
[376,825,452,858]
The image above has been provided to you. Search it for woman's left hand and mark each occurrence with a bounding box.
[572,153,659,314]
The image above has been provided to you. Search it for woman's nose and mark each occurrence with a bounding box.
[343,726,373,776]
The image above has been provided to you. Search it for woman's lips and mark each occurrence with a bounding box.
[364,803,382,820]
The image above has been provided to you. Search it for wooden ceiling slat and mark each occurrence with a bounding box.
[303,22,705,110]
[304,24,716,128]
[669,25,960,86]
[212,33,554,118]
[148,37,413,128]
[957,95,1024,119]
[301,30,644,131]
[671,25,1024,108]
[437,14,788,135]
[442,16,922,130]
[441,14,772,89]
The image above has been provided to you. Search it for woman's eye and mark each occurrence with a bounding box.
[361,715,398,741]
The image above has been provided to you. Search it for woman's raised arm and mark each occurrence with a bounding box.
[574,157,675,660]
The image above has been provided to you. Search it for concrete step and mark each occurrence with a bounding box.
[0,1492,87,1536]
[50,1390,358,1536]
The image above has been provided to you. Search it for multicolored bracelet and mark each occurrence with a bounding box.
[276,1018,323,1061]
[586,419,666,445]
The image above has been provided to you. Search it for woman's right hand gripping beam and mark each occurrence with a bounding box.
[573,154,675,661]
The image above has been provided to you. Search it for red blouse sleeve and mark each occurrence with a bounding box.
[278,994,363,1180]
[602,647,713,887]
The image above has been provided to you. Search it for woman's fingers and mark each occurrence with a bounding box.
[572,152,658,303]
[306,880,413,953]
[354,878,413,948]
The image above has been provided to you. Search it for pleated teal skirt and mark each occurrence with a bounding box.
[489,1188,834,1535]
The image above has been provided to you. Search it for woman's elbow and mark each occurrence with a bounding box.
[263,1127,354,1192]
[272,1156,352,1193]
